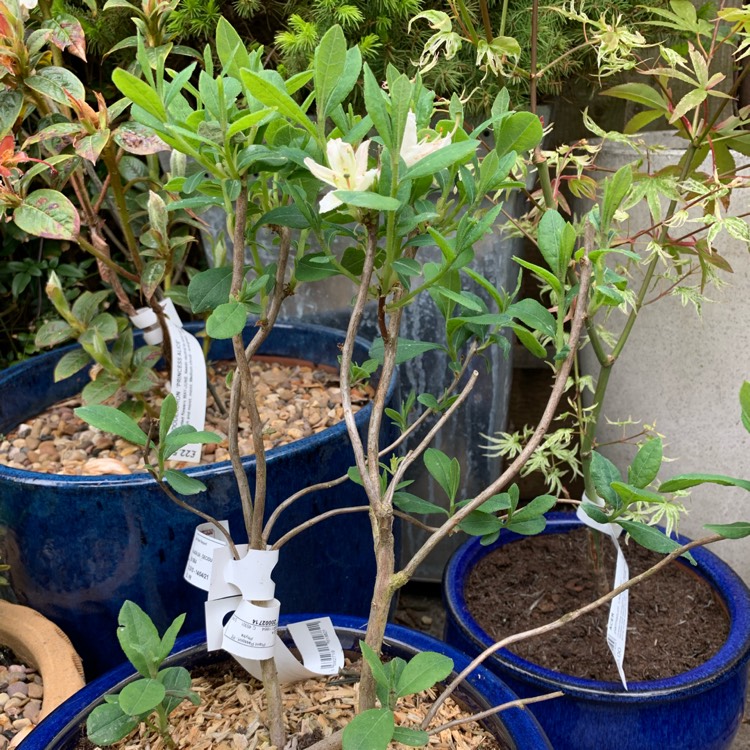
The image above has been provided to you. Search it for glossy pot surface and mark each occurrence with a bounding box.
[17,614,551,750]
[443,513,750,750]
[0,323,397,677]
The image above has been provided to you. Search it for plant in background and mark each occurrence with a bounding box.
[86,601,199,747]
[0,0,206,405]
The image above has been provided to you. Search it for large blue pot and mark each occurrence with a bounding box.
[0,323,397,678]
[17,614,552,750]
[443,513,750,750]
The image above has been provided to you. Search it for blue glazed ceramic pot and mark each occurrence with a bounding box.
[443,512,750,750]
[17,614,552,750]
[0,323,397,678]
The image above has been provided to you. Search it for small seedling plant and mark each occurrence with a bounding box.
[86,601,199,748]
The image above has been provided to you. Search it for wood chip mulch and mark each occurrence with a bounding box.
[84,657,502,750]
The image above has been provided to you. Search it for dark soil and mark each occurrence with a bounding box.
[464,527,729,682]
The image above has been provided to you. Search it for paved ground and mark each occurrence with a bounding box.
[394,582,750,748]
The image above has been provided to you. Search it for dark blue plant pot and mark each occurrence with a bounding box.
[0,323,397,679]
[17,614,552,750]
[443,512,750,750]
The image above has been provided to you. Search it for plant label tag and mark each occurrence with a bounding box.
[222,598,281,660]
[577,494,630,689]
[287,618,344,675]
[205,595,242,651]
[607,546,629,690]
[223,548,279,600]
[184,521,229,590]
[237,618,345,684]
[129,299,206,463]
[207,544,249,600]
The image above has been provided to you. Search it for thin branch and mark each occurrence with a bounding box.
[150,474,238,558]
[428,691,564,734]
[270,506,370,550]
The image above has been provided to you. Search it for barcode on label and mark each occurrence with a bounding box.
[306,620,334,669]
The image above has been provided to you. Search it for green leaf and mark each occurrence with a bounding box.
[369,338,442,366]
[505,516,547,535]
[188,267,233,313]
[158,614,186,663]
[164,469,207,495]
[403,141,478,180]
[512,325,547,359]
[617,520,691,560]
[362,64,391,148]
[240,69,316,138]
[216,17,252,78]
[117,601,164,678]
[590,451,622,507]
[628,437,663,489]
[459,511,503,537]
[740,382,750,434]
[396,651,453,697]
[602,83,669,112]
[141,260,166,301]
[391,727,429,747]
[86,703,138,746]
[327,45,362,117]
[510,494,557,523]
[507,298,556,339]
[342,708,394,750]
[25,67,85,105]
[14,190,80,241]
[74,405,148,446]
[160,666,199,714]
[118,678,165,716]
[0,90,23,138]
[54,348,91,381]
[496,111,543,156]
[332,191,401,211]
[112,68,166,121]
[393,492,448,515]
[423,448,460,501]
[536,210,575,281]
[610,481,665,506]
[159,394,177,446]
[35,320,75,348]
[81,376,120,405]
[705,522,750,540]
[314,26,348,120]
[296,253,340,281]
[163,429,222,459]
[601,165,632,235]
[659,474,750,493]
[513,257,563,298]
[435,287,483,312]
[206,301,248,339]
[359,641,390,691]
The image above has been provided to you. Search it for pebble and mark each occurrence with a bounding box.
[0,662,43,745]
[0,361,371,476]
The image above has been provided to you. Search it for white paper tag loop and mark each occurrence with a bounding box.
[222,598,281,660]
[184,521,229,590]
[577,493,630,689]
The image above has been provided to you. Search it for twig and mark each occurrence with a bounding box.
[428,691,564,734]
[270,506,370,550]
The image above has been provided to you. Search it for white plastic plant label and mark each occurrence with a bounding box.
[239,617,345,684]
[184,521,229,590]
[576,493,630,689]
[129,299,206,463]
[222,598,281,660]
[223,548,280,601]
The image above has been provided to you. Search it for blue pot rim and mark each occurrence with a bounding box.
[21,614,551,750]
[443,512,750,702]
[0,321,395,488]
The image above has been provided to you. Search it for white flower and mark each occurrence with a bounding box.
[399,111,452,168]
[304,139,379,213]
[19,0,37,9]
